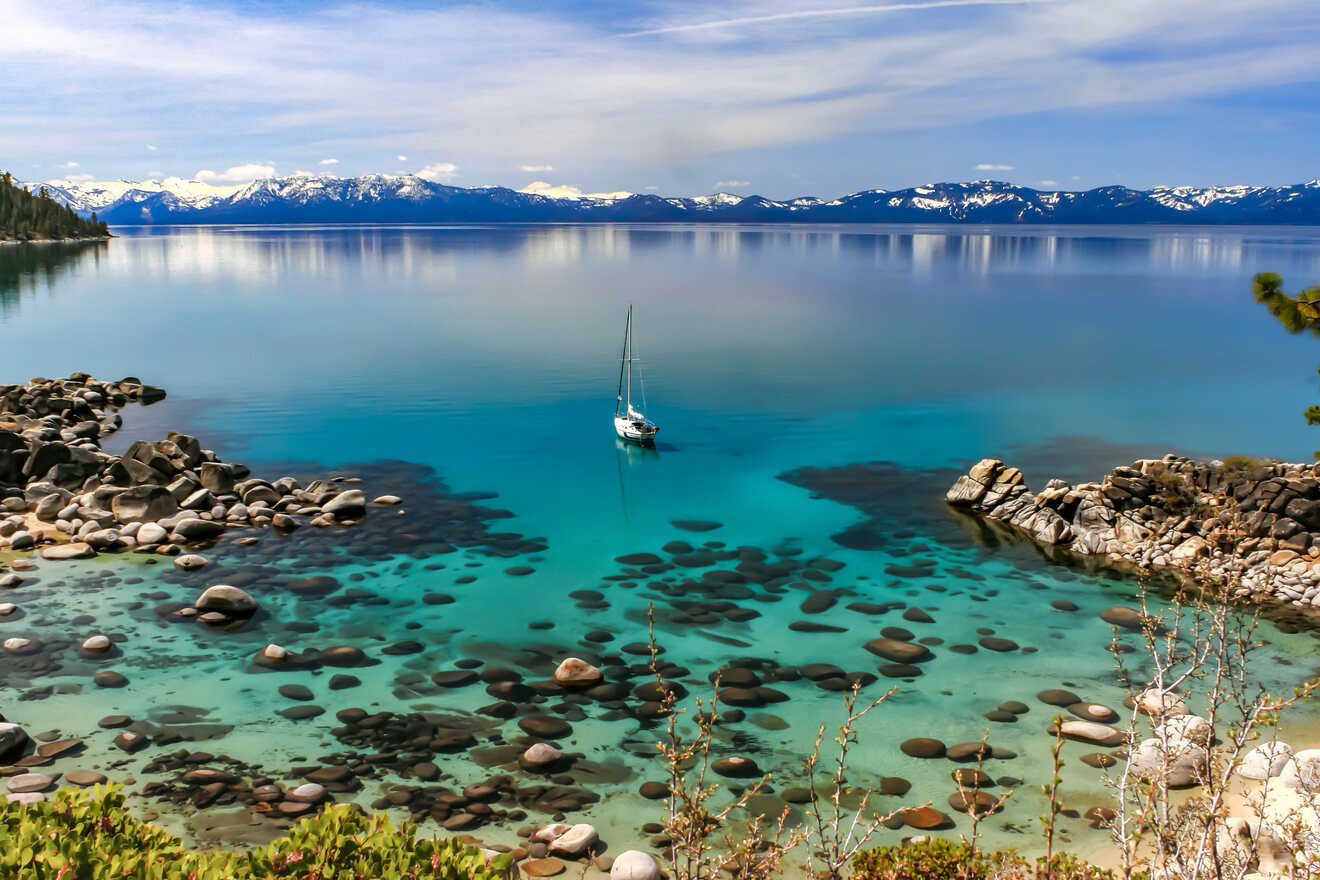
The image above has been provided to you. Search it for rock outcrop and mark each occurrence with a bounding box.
[0,374,396,559]
[948,455,1320,608]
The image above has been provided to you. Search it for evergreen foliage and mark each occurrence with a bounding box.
[0,784,513,880]
[1252,272,1320,455]
[0,171,110,241]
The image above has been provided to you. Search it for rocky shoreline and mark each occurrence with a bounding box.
[947,454,1320,611]
[0,373,396,576]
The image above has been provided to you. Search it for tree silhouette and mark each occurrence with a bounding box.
[1253,272,1320,454]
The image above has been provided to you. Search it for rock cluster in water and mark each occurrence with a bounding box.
[0,374,386,561]
[948,455,1320,610]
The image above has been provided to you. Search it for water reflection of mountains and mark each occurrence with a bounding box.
[104,224,1320,282]
[0,240,108,305]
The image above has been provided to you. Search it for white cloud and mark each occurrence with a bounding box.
[620,0,1052,38]
[520,180,584,198]
[291,169,316,177]
[319,157,339,165]
[1038,178,1059,186]
[61,161,79,169]
[518,180,633,200]
[714,179,750,190]
[49,173,93,183]
[396,155,408,162]
[147,169,164,178]
[415,161,457,181]
[4,0,1319,190]
[644,185,659,191]
[975,163,1014,171]
[194,163,276,184]
[520,163,553,172]
[146,144,157,151]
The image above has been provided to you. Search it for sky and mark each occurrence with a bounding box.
[3,0,1319,198]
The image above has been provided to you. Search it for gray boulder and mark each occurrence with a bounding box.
[199,462,236,494]
[171,518,226,542]
[0,722,29,762]
[323,490,366,520]
[195,584,258,616]
[111,486,178,524]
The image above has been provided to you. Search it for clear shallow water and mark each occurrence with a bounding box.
[3,224,1320,859]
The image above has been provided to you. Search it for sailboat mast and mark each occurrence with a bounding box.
[616,308,628,416]
[625,305,633,414]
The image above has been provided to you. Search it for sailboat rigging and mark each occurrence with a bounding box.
[613,305,659,444]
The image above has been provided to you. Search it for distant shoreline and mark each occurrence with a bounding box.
[0,234,112,246]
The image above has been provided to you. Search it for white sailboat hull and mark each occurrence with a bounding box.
[614,415,658,444]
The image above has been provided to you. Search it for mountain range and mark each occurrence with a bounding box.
[19,175,1320,226]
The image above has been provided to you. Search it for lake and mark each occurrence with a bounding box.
[3,223,1320,858]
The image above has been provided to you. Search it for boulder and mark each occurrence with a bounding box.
[195,585,258,616]
[1239,742,1294,780]
[111,485,177,524]
[199,462,236,494]
[1057,720,1125,747]
[288,782,327,803]
[611,852,661,880]
[520,743,564,771]
[553,657,603,688]
[1278,749,1320,791]
[0,722,29,762]
[548,824,598,856]
[137,522,168,545]
[1157,714,1213,748]
[323,490,366,520]
[174,554,209,571]
[6,773,52,794]
[40,542,96,560]
[863,637,931,663]
[172,518,226,542]
[1127,738,1207,788]
[81,635,111,653]
[1134,687,1189,718]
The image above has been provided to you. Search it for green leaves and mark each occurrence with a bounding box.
[0,785,511,880]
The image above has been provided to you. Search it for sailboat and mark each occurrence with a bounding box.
[614,305,659,444]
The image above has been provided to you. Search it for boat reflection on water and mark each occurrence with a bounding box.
[615,436,661,465]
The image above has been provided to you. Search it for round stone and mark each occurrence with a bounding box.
[711,756,760,778]
[864,637,931,663]
[900,737,946,758]
[611,851,661,880]
[1037,689,1081,707]
[65,770,107,787]
[3,637,33,653]
[520,743,564,770]
[902,806,951,830]
[519,716,572,739]
[288,782,326,803]
[93,670,128,688]
[6,773,52,793]
[553,658,602,688]
[81,635,111,653]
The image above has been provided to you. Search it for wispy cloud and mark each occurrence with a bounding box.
[4,0,1319,192]
[319,157,339,166]
[194,163,275,184]
[60,161,80,169]
[620,0,1054,38]
[714,179,750,189]
[396,155,408,162]
[416,162,458,181]
[975,163,1014,171]
[520,164,553,172]
[1038,178,1059,186]
[146,144,157,151]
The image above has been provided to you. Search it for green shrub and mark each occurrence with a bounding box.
[0,784,512,880]
[851,838,1115,880]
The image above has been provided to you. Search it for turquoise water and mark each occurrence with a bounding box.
[2,224,1320,859]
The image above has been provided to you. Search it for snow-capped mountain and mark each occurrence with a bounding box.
[17,175,1320,225]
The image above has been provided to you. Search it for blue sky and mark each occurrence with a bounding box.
[4,0,1319,197]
